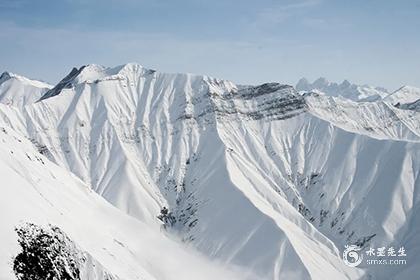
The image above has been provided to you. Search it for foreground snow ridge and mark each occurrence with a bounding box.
[0,63,419,280]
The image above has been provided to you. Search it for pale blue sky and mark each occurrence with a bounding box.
[0,0,419,90]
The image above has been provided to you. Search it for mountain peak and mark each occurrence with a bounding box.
[38,66,85,102]
[312,77,329,88]
[0,72,52,107]
[0,71,52,89]
[38,63,159,102]
[296,77,388,101]
[73,63,153,84]
[0,71,12,83]
[296,77,311,91]
[340,79,351,88]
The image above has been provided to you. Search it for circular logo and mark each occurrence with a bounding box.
[343,245,363,267]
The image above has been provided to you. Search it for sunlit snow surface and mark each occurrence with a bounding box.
[1,64,420,279]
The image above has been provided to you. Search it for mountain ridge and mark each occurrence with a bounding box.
[1,63,419,279]
[296,77,389,102]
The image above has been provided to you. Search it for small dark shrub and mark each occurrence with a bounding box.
[13,223,83,280]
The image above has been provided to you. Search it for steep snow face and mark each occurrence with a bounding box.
[217,112,420,280]
[0,72,52,108]
[0,119,247,280]
[0,64,362,280]
[1,64,419,279]
[383,85,420,109]
[296,77,388,102]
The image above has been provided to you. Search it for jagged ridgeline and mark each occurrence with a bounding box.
[1,63,420,279]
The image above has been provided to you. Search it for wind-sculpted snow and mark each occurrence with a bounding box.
[0,63,419,279]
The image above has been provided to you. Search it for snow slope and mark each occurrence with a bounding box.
[0,72,52,108]
[0,116,248,280]
[383,86,420,111]
[1,63,419,279]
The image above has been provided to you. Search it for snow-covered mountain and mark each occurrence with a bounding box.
[0,121,246,280]
[0,72,52,108]
[1,63,419,280]
[383,85,420,112]
[296,77,389,102]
